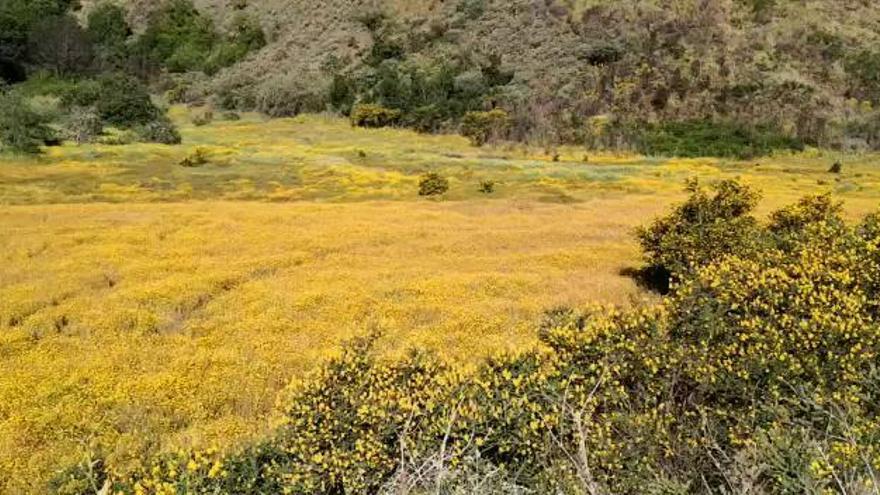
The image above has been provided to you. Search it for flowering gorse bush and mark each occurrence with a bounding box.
[87,181,880,494]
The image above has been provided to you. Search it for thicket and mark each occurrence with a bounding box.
[132,0,266,76]
[64,182,880,493]
[0,90,56,153]
[637,121,806,159]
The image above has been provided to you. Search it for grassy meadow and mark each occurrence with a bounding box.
[2,108,880,491]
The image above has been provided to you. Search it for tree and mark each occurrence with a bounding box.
[27,14,94,76]
[87,3,132,69]
[93,74,158,127]
[0,0,78,69]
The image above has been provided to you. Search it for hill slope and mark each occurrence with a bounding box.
[165,0,880,150]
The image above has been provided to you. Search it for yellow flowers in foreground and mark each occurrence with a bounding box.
[60,185,880,494]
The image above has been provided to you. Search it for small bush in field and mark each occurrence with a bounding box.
[221,111,241,121]
[478,179,495,194]
[350,103,401,128]
[190,107,214,126]
[180,147,210,167]
[829,160,843,173]
[137,117,182,145]
[418,172,449,196]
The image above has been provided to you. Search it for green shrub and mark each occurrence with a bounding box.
[638,120,804,159]
[0,91,56,153]
[478,179,495,194]
[93,74,159,127]
[63,107,103,144]
[461,109,511,146]
[131,1,264,75]
[59,79,102,108]
[27,14,94,75]
[418,172,449,196]
[636,179,761,286]
[179,147,209,167]
[86,2,131,68]
[350,103,401,128]
[137,116,181,145]
[134,0,217,73]
[221,111,241,121]
[255,76,326,117]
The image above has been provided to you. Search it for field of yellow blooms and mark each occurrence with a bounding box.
[1,107,879,492]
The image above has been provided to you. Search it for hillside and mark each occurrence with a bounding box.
[176,0,880,150]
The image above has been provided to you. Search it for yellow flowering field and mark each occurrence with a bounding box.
[1,108,879,491]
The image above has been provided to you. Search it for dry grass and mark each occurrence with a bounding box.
[1,108,879,492]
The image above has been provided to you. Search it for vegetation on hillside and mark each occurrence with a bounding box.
[5,0,880,157]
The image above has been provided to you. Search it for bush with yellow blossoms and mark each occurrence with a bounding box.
[67,181,880,494]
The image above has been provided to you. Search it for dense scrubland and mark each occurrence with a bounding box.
[3,0,880,494]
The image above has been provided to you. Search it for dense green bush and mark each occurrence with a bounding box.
[92,74,158,127]
[350,103,401,128]
[86,3,131,69]
[461,109,511,146]
[133,0,216,73]
[0,0,76,78]
[61,74,162,129]
[27,14,94,76]
[418,172,449,196]
[131,0,264,75]
[638,120,805,158]
[0,90,56,153]
[136,116,182,145]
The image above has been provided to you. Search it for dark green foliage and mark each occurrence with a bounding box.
[0,0,77,69]
[0,90,56,153]
[418,172,449,196]
[134,0,216,73]
[59,79,101,108]
[221,111,241,121]
[829,161,843,174]
[204,15,266,75]
[27,14,93,75]
[86,3,131,69]
[92,74,158,127]
[638,120,804,159]
[478,180,495,194]
[636,179,761,285]
[846,50,880,104]
[328,74,356,114]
